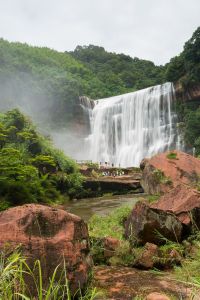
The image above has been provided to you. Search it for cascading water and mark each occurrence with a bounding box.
[84,82,180,167]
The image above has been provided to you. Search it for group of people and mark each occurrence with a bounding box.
[101,170,125,177]
[99,161,121,168]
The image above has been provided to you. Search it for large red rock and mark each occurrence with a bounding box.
[125,202,183,245]
[140,151,200,194]
[151,185,200,225]
[0,204,92,295]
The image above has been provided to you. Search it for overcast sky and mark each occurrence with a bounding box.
[0,0,199,65]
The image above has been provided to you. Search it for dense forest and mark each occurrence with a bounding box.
[69,45,165,93]
[0,109,84,209]
[0,37,166,129]
[165,27,200,155]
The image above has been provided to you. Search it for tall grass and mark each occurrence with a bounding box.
[0,250,103,300]
[173,236,200,299]
[0,250,26,300]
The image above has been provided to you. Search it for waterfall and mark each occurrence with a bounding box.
[84,82,180,167]
[79,96,94,132]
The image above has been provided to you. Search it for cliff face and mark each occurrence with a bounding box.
[73,96,94,137]
[175,82,200,102]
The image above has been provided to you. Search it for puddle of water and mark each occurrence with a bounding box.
[64,194,146,221]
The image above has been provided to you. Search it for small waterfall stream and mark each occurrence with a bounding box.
[82,82,180,167]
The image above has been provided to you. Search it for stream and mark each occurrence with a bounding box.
[64,194,145,221]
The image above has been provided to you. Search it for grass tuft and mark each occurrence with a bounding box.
[167,152,178,160]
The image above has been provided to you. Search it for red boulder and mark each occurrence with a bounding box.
[0,204,92,295]
[134,242,158,269]
[151,185,200,225]
[140,151,200,194]
[125,202,183,245]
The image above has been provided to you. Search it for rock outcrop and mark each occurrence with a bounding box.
[175,82,200,102]
[0,204,92,295]
[125,202,183,245]
[84,177,143,195]
[140,151,200,195]
[151,185,200,226]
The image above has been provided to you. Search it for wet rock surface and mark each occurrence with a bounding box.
[0,204,92,295]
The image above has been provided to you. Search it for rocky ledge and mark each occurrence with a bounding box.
[84,176,143,195]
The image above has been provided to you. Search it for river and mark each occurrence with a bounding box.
[64,194,146,221]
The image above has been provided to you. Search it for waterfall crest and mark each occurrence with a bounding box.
[84,82,180,167]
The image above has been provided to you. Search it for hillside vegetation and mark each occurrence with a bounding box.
[166,27,200,88]
[69,45,165,94]
[165,27,200,155]
[0,38,164,128]
[0,109,83,210]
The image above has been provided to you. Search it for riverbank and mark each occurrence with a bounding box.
[79,164,143,197]
[63,194,145,221]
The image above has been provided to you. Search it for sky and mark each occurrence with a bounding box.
[0,0,199,65]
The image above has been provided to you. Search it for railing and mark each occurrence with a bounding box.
[76,160,92,164]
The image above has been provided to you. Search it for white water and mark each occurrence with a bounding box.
[83,83,180,167]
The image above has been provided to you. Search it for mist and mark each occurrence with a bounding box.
[0,73,87,160]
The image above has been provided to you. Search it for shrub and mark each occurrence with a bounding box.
[31,155,56,173]
[152,169,172,185]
